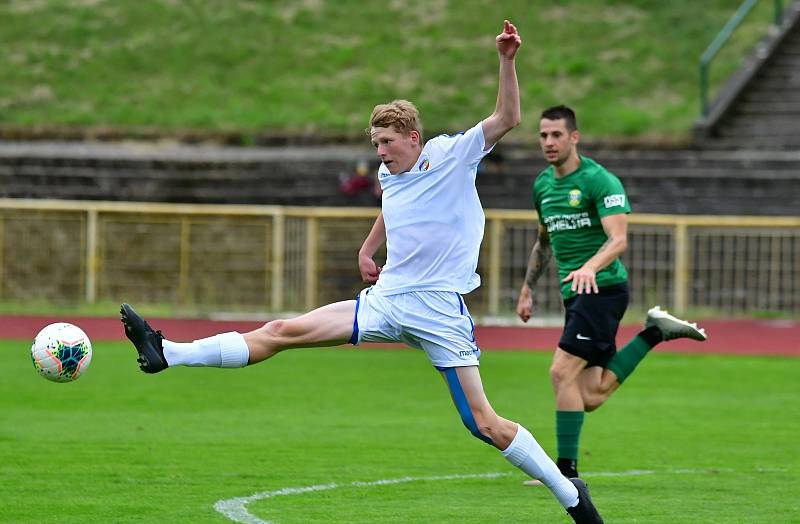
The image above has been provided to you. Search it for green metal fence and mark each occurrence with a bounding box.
[699,0,785,116]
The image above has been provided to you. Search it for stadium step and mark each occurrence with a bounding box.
[699,2,800,150]
[734,101,800,114]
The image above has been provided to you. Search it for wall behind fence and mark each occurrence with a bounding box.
[2,199,798,317]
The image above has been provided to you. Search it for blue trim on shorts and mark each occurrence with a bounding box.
[455,293,476,342]
[441,367,493,445]
[349,292,361,345]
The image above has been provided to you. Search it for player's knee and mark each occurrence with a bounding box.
[254,319,299,352]
[262,318,303,338]
[550,364,574,389]
[259,319,284,337]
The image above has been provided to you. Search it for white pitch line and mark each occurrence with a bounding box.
[214,472,513,524]
[213,467,787,524]
[583,467,786,478]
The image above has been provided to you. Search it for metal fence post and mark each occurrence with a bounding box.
[305,216,319,310]
[487,218,502,316]
[85,209,98,303]
[673,221,689,313]
[271,211,285,312]
[178,217,191,305]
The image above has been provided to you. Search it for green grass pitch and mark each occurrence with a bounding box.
[2,340,798,523]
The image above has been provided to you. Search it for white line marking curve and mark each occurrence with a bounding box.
[214,472,512,524]
[214,467,787,524]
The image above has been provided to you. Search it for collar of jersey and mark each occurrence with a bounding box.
[550,155,588,180]
[380,151,430,177]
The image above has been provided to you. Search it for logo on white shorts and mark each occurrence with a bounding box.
[576,333,591,341]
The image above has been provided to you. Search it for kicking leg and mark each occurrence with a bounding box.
[243,300,357,363]
[440,366,603,522]
[580,305,708,404]
[606,306,707,385]
[120,300,356,372]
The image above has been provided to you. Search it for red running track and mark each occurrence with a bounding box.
[3,315,798,356]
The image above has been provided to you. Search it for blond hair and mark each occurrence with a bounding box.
[368,99,423,138]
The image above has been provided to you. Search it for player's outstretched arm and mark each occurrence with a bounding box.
[358,212,386,283]
[482,19,522,149]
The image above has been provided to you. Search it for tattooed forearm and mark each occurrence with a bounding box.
[523,239,552,290]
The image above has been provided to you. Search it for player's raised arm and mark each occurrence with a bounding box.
[482,19,522,149]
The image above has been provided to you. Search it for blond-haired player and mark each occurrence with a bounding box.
[122,21,602,523]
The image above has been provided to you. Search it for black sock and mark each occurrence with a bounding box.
[556,457,578,478]
[639,325,663,347]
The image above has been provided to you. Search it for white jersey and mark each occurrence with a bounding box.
[374,121,493,296]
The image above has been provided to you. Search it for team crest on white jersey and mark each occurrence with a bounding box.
[418,158,430,171]
[568,189,582,207]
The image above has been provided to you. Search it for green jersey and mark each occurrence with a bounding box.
[533,155,631,299]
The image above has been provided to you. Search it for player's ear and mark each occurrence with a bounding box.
[570,130,580,145]
[409,130,420,146]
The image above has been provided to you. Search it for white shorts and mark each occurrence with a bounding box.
[351,287,480,368]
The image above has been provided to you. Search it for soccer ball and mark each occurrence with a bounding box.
[31,322,93,383]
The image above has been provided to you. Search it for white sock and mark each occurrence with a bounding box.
[502,424,579,508]
[162,332,250,368]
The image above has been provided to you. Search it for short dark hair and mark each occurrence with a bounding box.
[540,105,578,131]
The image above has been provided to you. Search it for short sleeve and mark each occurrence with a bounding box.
[533,183,545,226]
[429,122,492,169]
[593,172,631,218]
